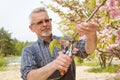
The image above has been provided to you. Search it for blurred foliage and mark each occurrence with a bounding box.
[0,54,7,67]
[0,27,16,56]
[0,27,33,57]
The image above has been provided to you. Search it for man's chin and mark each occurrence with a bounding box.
[41,32,52,37]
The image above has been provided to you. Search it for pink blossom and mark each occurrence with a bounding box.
[106,0,120,19]
[116,30,120,44]
[116,69,120,78]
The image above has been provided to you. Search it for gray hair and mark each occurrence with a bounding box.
[29,7,48,24]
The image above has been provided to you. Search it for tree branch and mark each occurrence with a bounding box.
[72,0,107,42]
[96,48,110,53]
[85,0,107,22]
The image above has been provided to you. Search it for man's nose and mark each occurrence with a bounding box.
[42,21,47,26]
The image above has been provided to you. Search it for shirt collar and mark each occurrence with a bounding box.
[37,35,59,45]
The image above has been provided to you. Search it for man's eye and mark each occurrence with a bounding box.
[45,19,50,23]
[37,21,42,25]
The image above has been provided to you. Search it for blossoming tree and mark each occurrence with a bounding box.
[42,0,120,68]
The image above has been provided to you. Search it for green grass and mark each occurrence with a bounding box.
[114,78,120,80]
[0,64,20,71]
[75,58,100,66]
[88,65,120,73]
[0,55,8,71]
[75,58,120,73]
[0,66,7,71]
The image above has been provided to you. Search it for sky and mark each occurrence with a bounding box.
[0,0,63,42]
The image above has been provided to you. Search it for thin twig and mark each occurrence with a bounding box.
[96,48,110,53]
[85,0,107,22]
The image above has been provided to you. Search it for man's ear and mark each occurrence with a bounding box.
[29,25,34,32]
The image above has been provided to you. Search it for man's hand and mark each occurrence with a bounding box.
[76,21,98,54]
[52,51,73,72]
[76,22,97,39]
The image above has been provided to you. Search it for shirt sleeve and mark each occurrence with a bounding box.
[20,47,37,80]
[75,39,88,58]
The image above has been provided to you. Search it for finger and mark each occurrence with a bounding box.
[72,48,79,54]
[87,22,98,32]
[60,40,69,47]
[59,56,72,67]
[60,66,68,72]
[58,53,72,66]
[55,57,68,70]
[76,23,92,32]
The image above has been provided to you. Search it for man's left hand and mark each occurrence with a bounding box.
[76,22,98,39]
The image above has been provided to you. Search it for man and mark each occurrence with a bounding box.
[20,7,97,80]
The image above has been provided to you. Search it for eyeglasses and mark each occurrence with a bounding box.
[31,18,52,26]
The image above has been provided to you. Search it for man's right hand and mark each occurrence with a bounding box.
[52,51,73,72]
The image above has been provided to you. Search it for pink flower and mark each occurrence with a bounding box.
[106,0,120,19]
[116,30,120,44]
[116,69,120,78]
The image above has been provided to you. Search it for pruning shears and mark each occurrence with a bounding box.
[61,43,73,75]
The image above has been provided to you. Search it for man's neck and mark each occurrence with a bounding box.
[39,34,52,43]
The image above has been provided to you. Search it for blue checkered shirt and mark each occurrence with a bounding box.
[20,35,88,80]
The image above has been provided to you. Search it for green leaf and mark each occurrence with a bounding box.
[110,34,116,43]
[48,39,61,55]
[89,0,96,9]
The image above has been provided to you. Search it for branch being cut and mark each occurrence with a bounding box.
[85,0,107,22]
[72,0,107,43]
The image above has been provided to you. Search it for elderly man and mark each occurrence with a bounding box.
[20,7,97,80]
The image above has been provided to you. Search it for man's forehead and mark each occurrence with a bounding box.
[31,11,47,16]
[31,12,49,21]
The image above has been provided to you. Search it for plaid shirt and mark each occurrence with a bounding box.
[20,35,88,80]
